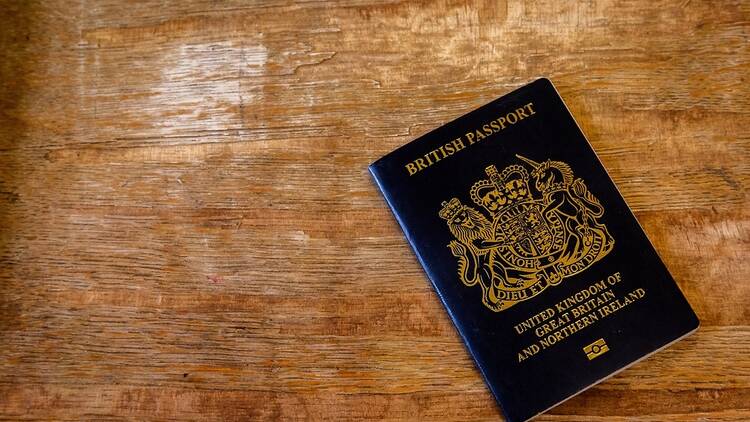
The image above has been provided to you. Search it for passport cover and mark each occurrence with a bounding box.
[368,78,699,422]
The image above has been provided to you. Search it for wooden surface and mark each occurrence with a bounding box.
[0,1,748,420]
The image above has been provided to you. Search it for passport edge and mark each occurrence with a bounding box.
[523,321,700,422]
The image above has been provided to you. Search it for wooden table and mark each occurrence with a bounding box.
[0,1,747,420]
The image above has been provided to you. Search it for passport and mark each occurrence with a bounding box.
[368,78,699,422]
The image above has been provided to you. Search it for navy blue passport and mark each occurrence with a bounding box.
[369,78,699,422]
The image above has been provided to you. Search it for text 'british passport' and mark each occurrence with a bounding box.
[369,78,698,422]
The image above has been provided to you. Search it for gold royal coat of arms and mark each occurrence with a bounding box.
[439,155,615,312]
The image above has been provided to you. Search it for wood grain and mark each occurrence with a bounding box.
[0,0,748,420]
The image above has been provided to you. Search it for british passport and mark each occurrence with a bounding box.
[368,78,699,422]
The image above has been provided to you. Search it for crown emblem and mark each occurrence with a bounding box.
[439,156,615,312]
[469,179,496,207]
[439,197,464,221]
[500,164,529,183]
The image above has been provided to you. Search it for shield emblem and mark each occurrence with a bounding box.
[495,201,556,258]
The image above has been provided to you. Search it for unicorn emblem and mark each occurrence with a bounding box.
[516,155,614,259]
